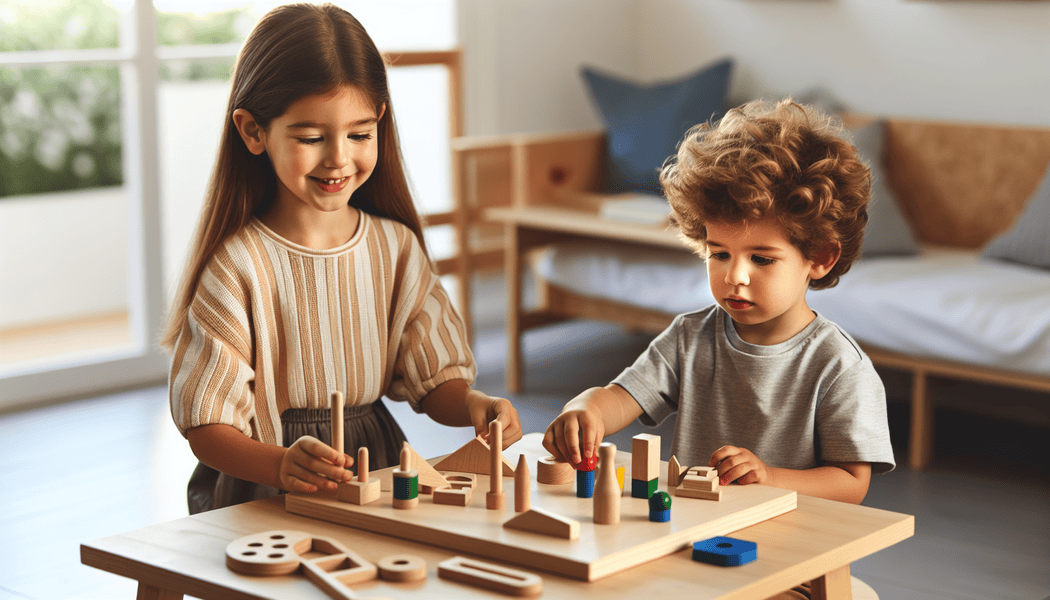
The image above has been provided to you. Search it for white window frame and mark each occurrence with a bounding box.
[0,2,464,411]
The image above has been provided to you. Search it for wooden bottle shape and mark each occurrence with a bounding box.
[593,442,620,524]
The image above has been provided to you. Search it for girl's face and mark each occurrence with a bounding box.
[258,85,384,218]
[704,218,836,345]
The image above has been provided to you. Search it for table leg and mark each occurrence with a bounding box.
[810,564,852,600]
[505,223,524,394]
[136,582,183,600]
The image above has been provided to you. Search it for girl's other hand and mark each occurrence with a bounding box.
[466,391,523,448]
[279,435,355,493]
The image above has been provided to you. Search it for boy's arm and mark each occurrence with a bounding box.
[418,378,523,448]
[186,423,353,493]
[710,444,871,504]
[543,384,643,464]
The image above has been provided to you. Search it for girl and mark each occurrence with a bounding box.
[163,3,521,514]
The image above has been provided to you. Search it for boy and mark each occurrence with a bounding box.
[543,100,895,505]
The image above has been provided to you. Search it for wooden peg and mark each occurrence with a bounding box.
[337,446,380,505]
[487,420,505,510]
[593,442,620,525]
[357,447,369,482]
[393,446,419,509]
[514,454,530,512]
[330,391,344,457]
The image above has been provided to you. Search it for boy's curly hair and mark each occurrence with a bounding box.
[660,99,870,290]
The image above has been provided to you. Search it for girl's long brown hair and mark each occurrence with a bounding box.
[162,3,426,351]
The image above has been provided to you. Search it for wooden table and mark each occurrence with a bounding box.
[486,204,687,392]
[82,435,913,600]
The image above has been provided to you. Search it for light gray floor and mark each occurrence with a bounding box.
[1,274,1047,599]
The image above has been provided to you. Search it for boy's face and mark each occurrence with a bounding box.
[705,219,836,346]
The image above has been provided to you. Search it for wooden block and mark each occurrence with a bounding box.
[489,420,503,496]
[667,455,684,487]
[433,486,473,506]
[687,466,716,479]
[438,556,542,597]
[440,472,477,490]
[433,435,515,476]
[631,434,660,482]
[503,506,580,540]
[377,554,427,583]
[402,442,450,494]
[536,455,573,485]
[675,485,722,501]
[336,479,380,505]
[682,474,719,492]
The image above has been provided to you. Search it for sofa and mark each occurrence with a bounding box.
[453,114,1050,470]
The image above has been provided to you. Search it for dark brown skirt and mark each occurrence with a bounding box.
[187,400,408,514]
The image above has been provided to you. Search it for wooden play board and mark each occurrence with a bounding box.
[286,434,795,582]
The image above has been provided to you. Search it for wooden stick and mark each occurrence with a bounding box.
[487,420,505,509]
[330,391,344,457]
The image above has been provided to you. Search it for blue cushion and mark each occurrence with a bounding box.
[982,164,1050,269]
[851,120,920,257]
[581,59,733,194]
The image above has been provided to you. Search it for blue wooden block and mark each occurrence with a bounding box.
[648,491,672,521]
[576,469,595,498]
[692,536,757,566]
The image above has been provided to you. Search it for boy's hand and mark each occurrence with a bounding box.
[466,391,523,448]
[543,405,604,467]
[279,435,355,493]
[709,445,772,486]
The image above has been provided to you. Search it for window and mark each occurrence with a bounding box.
[0,0,460,409]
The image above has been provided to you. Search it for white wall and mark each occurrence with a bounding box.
[460,0,1050,135]
[459,0,640,136]
[636,0,1050,127]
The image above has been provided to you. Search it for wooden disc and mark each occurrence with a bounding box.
[377,554,428,582]
[536,456,573,485]
[225,530,313,576]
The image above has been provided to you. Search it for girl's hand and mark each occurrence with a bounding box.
[466,391,523,448]
[542,405,604,467]
[279,435,355,493]
[709,445,772,486]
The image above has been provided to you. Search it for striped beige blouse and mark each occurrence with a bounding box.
[169,211,475,447]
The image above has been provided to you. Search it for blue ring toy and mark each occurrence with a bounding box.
[692,536,757,566]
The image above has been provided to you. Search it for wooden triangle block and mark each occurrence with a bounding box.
[503,507,580,540]
[432,435,514,476]
[402,442,450,493]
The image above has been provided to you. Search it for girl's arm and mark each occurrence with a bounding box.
[709,445,871,504]
[419,379,523,448]
[187,424,354,493]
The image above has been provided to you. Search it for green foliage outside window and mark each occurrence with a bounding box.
[0,0,249,198]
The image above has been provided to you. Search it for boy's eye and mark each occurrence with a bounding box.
[751,255,775,265]
[297,137,323,145]
[349,133,373,142]
[708,251,729,261]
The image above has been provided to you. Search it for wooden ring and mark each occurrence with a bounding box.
[377,554,427,582]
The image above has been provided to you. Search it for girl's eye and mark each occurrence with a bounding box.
[708,252,729,261]
[297,137,323,145]
[751,255,775,265]
[349,133,373,142]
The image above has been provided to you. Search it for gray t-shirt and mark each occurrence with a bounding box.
[614,305,895,474]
